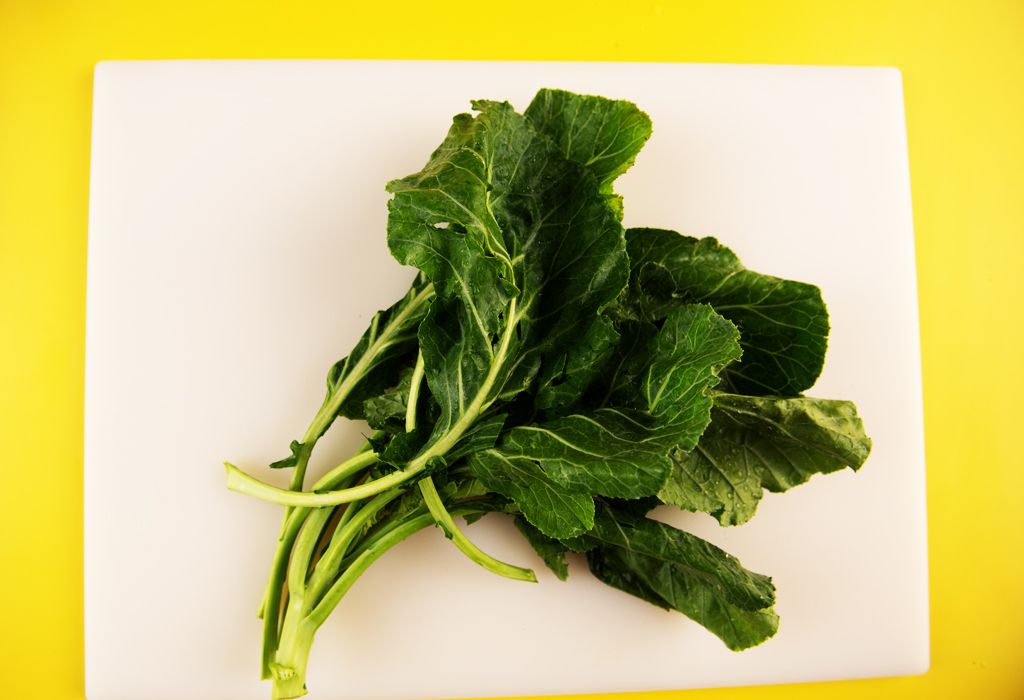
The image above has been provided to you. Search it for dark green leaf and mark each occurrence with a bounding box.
[387,100,629,449]
[526,88,652,218]
[362,368,414,433]
[577,505,779,651]
[468,449,595,539]
[641,304,743,447]
[481,304,740,536]
[535,315,619,414]
[660,392,872,525]
[514,516,570,580]
[598,305,742,446]
[624,229,828,395]
[445,413,508,463]
[496,408,676,500]
[269,439,310,470]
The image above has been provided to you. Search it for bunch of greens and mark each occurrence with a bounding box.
[226,88,871,700]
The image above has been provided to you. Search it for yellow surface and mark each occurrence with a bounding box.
[1,0,1022,698]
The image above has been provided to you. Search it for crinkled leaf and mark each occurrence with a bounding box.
[514,516,570,580]
[660,392,872,525]
[481,304,740,535]
[576,505,779,651]
[362,367,414,433]
[599,305,742,445]
[641,304,742,446]
[624,229,828,396]
[445,413,508,463]
[496,408,677,500]
[387,100,629,448]
[468,450,595,539]
[593,319,659,407]
[526,88,652,218]
[535,315,619,414]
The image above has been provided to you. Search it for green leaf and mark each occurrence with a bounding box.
[624,229,829,396]
[445,413,507,463]
[577,505,779,651]
[535,315,620,414]
[387,100,630,450]
[468,450,595,539]
[479,303,740,535]
[596,304,742,447]
[641,304,743,447]
[362,368,414,433]
[269,439,311,470]
[660,392,872,525]
[496,408,677,500]
[525,88,652,218]
[377,427,432,470]
[514,516,570,581]
[329,277,435,422]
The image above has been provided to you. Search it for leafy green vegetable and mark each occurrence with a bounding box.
[621,229,829,396]
[514,515,571,580]
[226,88,871,699]
[659,392,872,525]
[573,504,780,651]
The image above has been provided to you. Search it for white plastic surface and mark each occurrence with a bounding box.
[84,61,928,700]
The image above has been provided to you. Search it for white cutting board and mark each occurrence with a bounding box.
[85,61,928,700]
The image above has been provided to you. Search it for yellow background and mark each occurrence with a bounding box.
[2,1,1022,698]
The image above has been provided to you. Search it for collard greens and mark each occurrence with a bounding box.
[226,89,872,700]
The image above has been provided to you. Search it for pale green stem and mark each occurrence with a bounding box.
[405,349,534,582]
[303,489,403,610]
[226,461,422,507]
[405,351,426,432]
[418,477,535,582]
[256,449,377,674]
[307,506,482,626]
[234,297,520,510]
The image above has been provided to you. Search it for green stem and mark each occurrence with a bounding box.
[270,607,317,700]
[270,503,493,698]
[246,292,521,683]
[258,436,382,619]
[257,452,375,676]
[308,503,495,626]
[260,503,306,678]
[234,296,520,510]
[288,509,334,597]
[405,351,426,432]
[418,478,535,582]
[303,488,403,609]
[226,461,424,507]
[405,348,534,582]
[274,282,434,606]
[308,510,435,626]
[300,283,434,457]
[310,448,379,492]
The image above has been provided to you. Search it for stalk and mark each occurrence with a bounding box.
[232,298,524,508]
[268,502,493,699]
[417,477,535,582]
[239,296,527,693]
[303,489,404,609]
[258,450,378,677]
[226,461,424,507]
[260,281,434,615]
[290,282,435,492]
[406,350,535,582]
